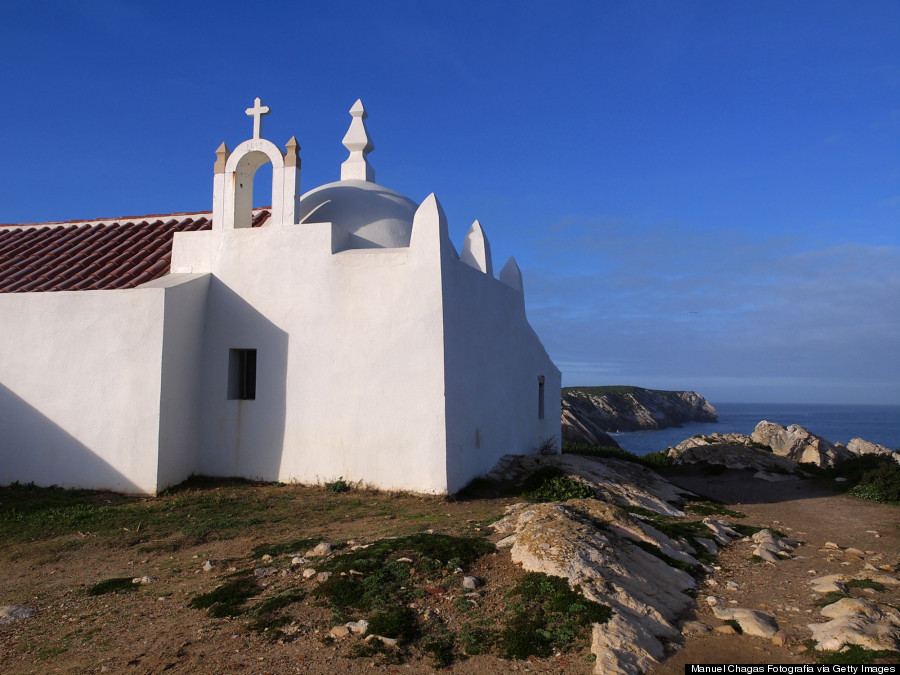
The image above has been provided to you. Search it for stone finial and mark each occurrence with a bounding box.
[285,136,300,168]
[341,99,375,182]
[214,142,231,174]
[245,97,270,139]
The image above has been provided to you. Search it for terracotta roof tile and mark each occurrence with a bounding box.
[0,210,270,292]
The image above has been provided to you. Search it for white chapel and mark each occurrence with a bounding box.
[0,100,561,494]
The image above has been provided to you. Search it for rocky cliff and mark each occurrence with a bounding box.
[562,386,718,446]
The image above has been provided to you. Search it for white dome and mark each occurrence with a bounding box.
[295,179,418,249]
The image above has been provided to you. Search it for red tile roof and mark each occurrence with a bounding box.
[0,210,270,292]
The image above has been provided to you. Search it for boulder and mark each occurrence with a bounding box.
[487,453,688,517]
[669,439,802,474]
[712,607,779,638]
[750,421,853,467]
[493,493,697,675]
[809,598,900,652]
[0,605,35,624]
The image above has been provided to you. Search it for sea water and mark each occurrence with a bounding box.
[611,402,900,456]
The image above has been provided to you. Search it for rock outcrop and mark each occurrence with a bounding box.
[562,387,718,445]
[491,454,702,674]
[669,421,899,470]
[750,421,855,467]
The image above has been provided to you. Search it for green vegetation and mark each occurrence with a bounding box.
[325,477,351,493]
[499,572,611,659]
[805,455,900,504]
[813,643,900,665]
[519,466,595,502]
[850,460,900,503]
[846,578,886,592]
[251,537,318,559]
[86,577,138,596]
[188,572,260,617]
[562,442,674,469]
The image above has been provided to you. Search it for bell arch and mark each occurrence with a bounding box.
[211,99,301,230]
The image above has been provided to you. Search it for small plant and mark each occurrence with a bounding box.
[537,437,558,456]
[519,467,594,502]
[815,591,848,607]
[846,578,886,592]
[188,573,259,617]
[815,644,900,665]
[459,621,492,655]
[86,577,138,596]
[498,572,611,659]
[724,619,742,634]
[365,607,420,644]
[421,629,456,668]
[325,477,350,493]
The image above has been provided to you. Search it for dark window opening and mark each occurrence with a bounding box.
[228,349,257,400]
[538,375,545,420]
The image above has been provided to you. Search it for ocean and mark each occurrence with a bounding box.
[611,402,900,456]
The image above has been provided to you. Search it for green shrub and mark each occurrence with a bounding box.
[850,460,900,503]
[365,607,419,644]
[562,443,673,469]
[325,477,350,493]
[188,573,259,617]
[499,572,611,659]
[520,467,594,502]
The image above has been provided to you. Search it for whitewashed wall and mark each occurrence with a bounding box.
[442,260,562,493]
[0,289,167,492]
[171,216,451,493]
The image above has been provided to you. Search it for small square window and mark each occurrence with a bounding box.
[228,349,257,400]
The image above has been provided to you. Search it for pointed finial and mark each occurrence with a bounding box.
[245,97,270,139]
[285,136,300,168]
[341,99,375,182]
[214,142,231,174]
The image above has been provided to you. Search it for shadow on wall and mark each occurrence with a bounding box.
[198,279,289,481]
[0,382,144,493]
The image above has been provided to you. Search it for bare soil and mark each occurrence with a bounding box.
[654,470,900,671]
[1,471,897,674]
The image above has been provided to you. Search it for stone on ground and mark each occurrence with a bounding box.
[712,607,779,638]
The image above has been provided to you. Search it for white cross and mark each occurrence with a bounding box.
[245,97,270,139]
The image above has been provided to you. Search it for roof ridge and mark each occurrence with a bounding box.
[1,207,270,230]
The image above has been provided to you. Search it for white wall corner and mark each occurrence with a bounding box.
[499,256,524,293]
[460,219,493,276]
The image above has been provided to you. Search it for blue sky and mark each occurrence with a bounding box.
[2,1,898,404]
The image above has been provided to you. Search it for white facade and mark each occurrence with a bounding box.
[0,100,560,494]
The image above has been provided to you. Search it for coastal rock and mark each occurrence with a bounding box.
[561,387,717,444]
[492,484,697,675]
[668,439,802,475]
[750,421,853,467]
[487,453,688,517]
[809,598,900,652]
[847,438,900,464]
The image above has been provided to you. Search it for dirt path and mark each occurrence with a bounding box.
[653,470,900,671]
